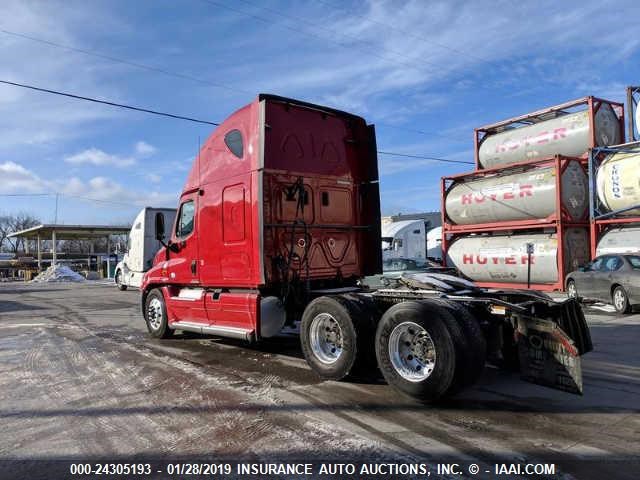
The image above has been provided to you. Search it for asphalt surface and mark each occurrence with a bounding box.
[0,282,638,479]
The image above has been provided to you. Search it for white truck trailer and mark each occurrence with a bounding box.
[115,207,176,290]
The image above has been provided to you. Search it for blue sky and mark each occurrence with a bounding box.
[1,0,639,225]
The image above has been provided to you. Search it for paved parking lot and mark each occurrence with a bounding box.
[0,282,638,479]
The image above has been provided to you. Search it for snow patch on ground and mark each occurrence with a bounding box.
[32,265,85,283]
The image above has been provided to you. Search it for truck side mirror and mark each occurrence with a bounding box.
[155,212,165,241]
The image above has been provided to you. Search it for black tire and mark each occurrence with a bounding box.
[375,301,456,403]
[144,289,173,338]
[566,279,577,299]
[115,270,127,291]
[612,285,631,314]
[300,295,373,380]
[435,300,486,392]
[339,293,380,376]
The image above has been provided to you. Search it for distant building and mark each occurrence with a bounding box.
[381,211,441,231]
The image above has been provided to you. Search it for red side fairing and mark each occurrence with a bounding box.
[183,100,263,288]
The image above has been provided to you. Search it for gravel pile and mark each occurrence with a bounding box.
[32,265,85,283]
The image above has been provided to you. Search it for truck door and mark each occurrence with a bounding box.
[165,192,207,324]
[170,194,199,283]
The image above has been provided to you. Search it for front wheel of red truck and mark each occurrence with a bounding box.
[375,301,456,403]
[144,289,174,339]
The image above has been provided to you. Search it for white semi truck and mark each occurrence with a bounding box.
[115,207,176,290]
[381,220,443,262]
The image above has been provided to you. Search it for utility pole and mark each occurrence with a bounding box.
[54,193,59,224]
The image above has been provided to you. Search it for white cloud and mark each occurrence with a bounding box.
[64,147,136,167]
[60,175,177,207]
[145,173,162,183]
[63,141,158,168]
[0,161,48,193]
[135,141,156,156]
[0,160,176,209]
[235,0,639,122]
[0,1,129,152]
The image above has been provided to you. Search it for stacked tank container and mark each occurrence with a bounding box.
[442,96,625,291]
[589,140,640,258]
[586,88,640,259]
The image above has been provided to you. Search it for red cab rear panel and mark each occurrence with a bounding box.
[142,95,380,337]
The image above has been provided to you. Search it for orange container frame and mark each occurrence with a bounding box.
[473,96,625,171]
[441,155,589,233]
[441,156,591,292]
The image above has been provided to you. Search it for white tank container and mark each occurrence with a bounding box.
[478,104,621,169]
[445,161,588,224]
[596,226,640,256]
[595,150,640,216]
[446,229,589,284]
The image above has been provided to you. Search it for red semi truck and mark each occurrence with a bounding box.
[141,94,592,402]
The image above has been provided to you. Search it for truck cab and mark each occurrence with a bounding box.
[381,220,426,261]
[141,94,380,341]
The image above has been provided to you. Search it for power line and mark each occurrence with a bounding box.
[377,151,473,165]
[201,0,432,74]
[0,193,52,197]
[0,28,251,96]
[230,0,443,70]
[0,79,220,126]
[0,191,142,207]
[0,78,469,165]
[62,193,142,207]
[314,0,496,67]
[373,121,465,141]
[0,28,460,140]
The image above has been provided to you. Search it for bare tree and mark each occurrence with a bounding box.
[0,215,12,252]
[0,213,40,253]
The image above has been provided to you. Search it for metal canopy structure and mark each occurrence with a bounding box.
[8,223,130,276]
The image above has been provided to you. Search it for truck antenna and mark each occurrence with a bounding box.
[197,135,201,185]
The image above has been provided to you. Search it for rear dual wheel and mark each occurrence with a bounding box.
[300,295,376,380]
[375,300,485,403]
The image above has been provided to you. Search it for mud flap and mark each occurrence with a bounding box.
[515,315,583,395]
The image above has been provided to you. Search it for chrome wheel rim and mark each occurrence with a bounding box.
[147,297,163,330]
[614,289,625,310]
[116,271,122,286]
[309,313,343,364]
[389,321,436,382]
[567,282,577,298]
